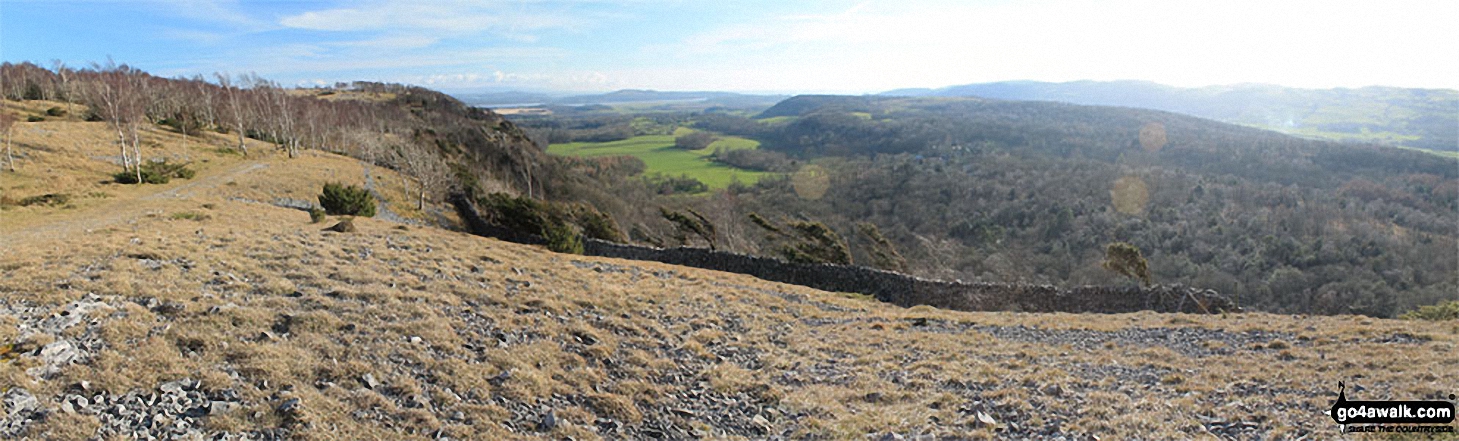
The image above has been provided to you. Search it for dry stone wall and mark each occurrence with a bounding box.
[453,194,1236,314]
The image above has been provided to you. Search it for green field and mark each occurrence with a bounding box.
[1243,123,1459,159]
[1396,145,1459,159]
[547,133,770,189]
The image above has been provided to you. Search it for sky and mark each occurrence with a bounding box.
[2,0,1457,94]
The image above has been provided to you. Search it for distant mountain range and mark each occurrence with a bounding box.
[456,89,786,109]
[882,80,1458,152]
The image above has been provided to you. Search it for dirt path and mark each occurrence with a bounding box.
[140,162,268,201]
[1,160,270,248]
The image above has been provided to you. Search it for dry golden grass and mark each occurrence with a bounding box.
[2,101,1456,439]
[1,100,452,234]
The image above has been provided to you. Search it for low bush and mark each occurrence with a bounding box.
[45,107,66,117]
[645,174,708,195]
[544,222,585,254]
[477,192,608,254]
[309,208,327,223]
[18,193,71,207]
[170,211,210,221]
[26,116,44,122]
[319,183,376,217]
[568,203,626,242]
[479,192,554,236]
[674,131,718,150]
[1400,300,1459,321]
[713,148,795,172]
[114,161,196,184]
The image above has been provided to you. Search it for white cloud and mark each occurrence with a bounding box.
[154,0,269,30]
[405,69,613,91]
[652,0,1459,91]
[329,35,440,50]
[248,46,571,75]
[278,0,586,35]
[131,0,1459,93]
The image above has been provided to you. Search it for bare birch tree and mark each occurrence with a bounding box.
[214,73,249,156]
[0,113,16,172]
[51,60,74,116]
[399,142,451,210]
[86,60,143,180]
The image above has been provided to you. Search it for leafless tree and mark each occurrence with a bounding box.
[125,69,150,176]
[190,74,216,130]
[2,62,31,100]
[399,142,451,210]
[85,59,146,182]
[0,112,16,172]
[268,82,300,158]
[214,72,249,156]
[51,60,74,116]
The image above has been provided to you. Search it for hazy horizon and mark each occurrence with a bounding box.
[3,0,1457,94]
[447,79,1459,98]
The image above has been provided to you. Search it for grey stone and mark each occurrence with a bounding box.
[751,414,771,431]
[361,373,381,389]
[537,408,556,432]
[278,398,301,414]
[209,401,239,415]
[488,370,512,386]
[39,339,81,365]
[160,381,185,395]
[3,389,38,417]
[975,411,998,428]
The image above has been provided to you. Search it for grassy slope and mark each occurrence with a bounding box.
[0,100,443,231]
[2,103,1457,439]
[547,132,768,189]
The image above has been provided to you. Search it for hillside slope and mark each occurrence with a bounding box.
[706,95,1459,317]
[2,104,1457,440]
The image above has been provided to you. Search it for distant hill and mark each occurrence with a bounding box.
[554,89,740,105]
[754,95,883,119]
[458,89,786,110]
[453,90,555,106]
[882,80,1459,152]
[715,94,1459,316]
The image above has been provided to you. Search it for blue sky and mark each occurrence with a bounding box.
[3,0,1456,93]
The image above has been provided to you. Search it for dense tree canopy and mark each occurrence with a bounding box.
[517,95,1458,317]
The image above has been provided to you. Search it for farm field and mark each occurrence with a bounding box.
[546,132,770,189]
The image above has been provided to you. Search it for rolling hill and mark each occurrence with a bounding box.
[457,90,786,111]
[667,94,1459,317]
[883,80,1459,153]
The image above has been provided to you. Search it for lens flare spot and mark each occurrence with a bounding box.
[1111,175,1149,215]
[1139,122,1167,152]
[792,164,830,200]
